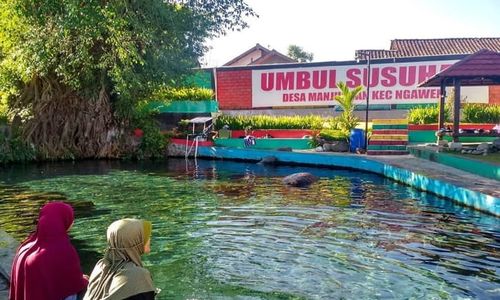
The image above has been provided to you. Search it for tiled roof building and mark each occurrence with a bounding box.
[223,43,296,66]
[356,37,500,59]
[420,49,500,87]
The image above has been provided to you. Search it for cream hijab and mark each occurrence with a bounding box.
[83,219,155,300]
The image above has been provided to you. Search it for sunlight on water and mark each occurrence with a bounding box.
[0,159,499,299]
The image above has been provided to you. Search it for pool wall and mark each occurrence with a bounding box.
[408,146,500,181]
[197,146,500,216]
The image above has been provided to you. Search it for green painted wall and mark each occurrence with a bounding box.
[408,147,500,180]
[214,138,312,150]
[395,103,435,110]
[409,131,497,143]
[373,124,408,129]
[335,104,391,111]
[147,100,218,113]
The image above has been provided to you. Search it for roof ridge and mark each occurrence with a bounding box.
[222,43,272,66]
[419,49,500,87]
[392,37,500,41]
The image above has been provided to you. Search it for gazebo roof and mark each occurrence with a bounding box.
[419,49,500,87]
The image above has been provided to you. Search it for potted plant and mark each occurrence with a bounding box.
[332,82,363,151]
[334,82,362,135]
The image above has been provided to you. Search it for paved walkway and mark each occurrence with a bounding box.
[367,154,500,199]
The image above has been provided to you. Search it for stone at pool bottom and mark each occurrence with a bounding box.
[0,230,19,298]
[0,275,8,299]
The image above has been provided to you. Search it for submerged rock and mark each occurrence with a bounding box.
[258,156,278,165]
[323,141,349,152]
[492,138,500,150]
[449,142,462,151]
[283,172,318,187]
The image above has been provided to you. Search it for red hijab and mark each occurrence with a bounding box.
[9,202,88,300]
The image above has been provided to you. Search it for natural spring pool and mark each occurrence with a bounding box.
[0,159,499,299]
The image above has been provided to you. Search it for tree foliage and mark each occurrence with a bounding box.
[0,0,256,159]
[287,44,314,63]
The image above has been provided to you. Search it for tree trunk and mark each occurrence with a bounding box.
[14,76,123,159]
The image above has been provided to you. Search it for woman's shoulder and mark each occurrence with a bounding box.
[112,262,155,294]
[118,262,152,278]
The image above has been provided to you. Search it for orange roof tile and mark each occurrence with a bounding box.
[357,38,500,59]
[419,49,500,87]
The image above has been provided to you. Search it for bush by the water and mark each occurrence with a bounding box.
[0,128,36,164]
[130,103,167,159]
[462,104,500,123]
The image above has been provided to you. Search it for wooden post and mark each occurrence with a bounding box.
[437,80,446,141]
[453,79,461,142]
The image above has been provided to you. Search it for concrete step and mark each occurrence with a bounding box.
[369,140,408,145]
[372,124,409,130]
[372,119,408,125]
[372,129,408,135]
[370,134,408,141]
[367,145,408,151]
[367,150,410,155]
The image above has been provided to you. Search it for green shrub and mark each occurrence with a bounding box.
[130,103,167,159]
[214,114,335,130]
[309,129,347,148]
[319,129,347,141]
[152,87,214,102]
[407,105,451,124]
[0,93,8,125]
[462,103,500,123]
[0,130,36,164]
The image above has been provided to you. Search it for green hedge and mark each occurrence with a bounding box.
[407,104,451,125]
[462,103,500,123]
[408,103,499,124]
[214,114,336,130]
[152,87,214,102]
[319,129,347,141]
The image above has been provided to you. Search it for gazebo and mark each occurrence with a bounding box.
[418,49,500,142]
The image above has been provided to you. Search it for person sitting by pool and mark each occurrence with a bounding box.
[244,135,256,147]
[84,218,157,300]
[9,202,89,300]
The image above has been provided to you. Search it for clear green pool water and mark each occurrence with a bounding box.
[0,159,499,299]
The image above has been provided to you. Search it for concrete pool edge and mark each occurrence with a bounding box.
[196,146,500,217]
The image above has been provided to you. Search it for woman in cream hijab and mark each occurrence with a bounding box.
[84,219,156,300]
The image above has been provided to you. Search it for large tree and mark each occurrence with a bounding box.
[0,0,256,159]
[287,44,314,63]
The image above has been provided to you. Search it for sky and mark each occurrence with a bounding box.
[203,0,500,67]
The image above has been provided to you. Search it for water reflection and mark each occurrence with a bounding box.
[0,159,499,299]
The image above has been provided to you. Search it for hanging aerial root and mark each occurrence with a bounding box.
[14,76,122,159]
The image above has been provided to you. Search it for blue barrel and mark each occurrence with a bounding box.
[349,129,365,152]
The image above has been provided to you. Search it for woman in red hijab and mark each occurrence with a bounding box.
[9,202,88,300]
